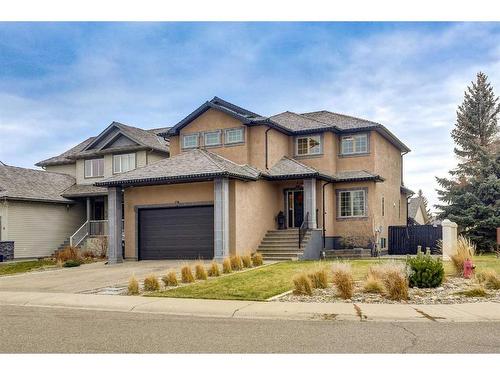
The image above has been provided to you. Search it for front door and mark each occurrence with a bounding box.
[285,189,304,228]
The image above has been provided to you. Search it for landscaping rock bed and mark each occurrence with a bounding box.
[276,277,500,304]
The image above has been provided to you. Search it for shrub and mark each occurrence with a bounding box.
[55,246,81,263]
[128,275,140,295]
[143,274,160,291]
[307,268,329,289]
[383,268,409,301]
[363,274,384,294]
[476,269,500,290]
[241,254,253,268]
[230,255,243,271]
[293,273,313,296]
[252,252,264,267]
[194,263,208,280]
[222,258,232,274]
[181,265,195,283]
[162,271,178,287]
[63,259,81,268]
[81,249,95,259]
[331,263,354,299]
[207,261,220,277]
[406,253,444,288]
[451,235,476,276]
[456,287,489,298]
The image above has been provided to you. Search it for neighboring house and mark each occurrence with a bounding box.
[0,123,169,260]
[96,97,412,262]
[408,196,430,225]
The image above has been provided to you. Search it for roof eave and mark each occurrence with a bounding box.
[0,195,75,204]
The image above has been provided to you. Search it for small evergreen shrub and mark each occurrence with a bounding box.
[293,273,313,296]
[181,265,195,283]
[307,268,329,289]
[222,258,232,274]
[143,274,160,291]
[207,261,220,277]
[251,252,263,267]
[363,274,384,294]
[476,269,500,290]
[63,259,81,268]
[331,263,354,299]
[406,253,444,288]
[241,254,252,268]
[162,271,178,287]
[127,275,140,295]
[194,263,208,280]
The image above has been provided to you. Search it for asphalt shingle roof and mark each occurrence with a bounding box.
[408,196,424,219]
[301,110,381,131]
[96,149,260,186]
[61,184,108,198]
[0,164,76,203]
[36,137,96,167]
[265,157,326,179]
[332,170,384,182]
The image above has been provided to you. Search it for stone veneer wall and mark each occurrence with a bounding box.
[0,241,14,261]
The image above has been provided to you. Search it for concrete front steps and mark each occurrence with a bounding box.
[257,229,311,261]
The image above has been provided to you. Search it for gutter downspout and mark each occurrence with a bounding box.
[265,127,272,170]
[322,181,333,249]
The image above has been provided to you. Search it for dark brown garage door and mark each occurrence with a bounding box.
[138,205,214,260]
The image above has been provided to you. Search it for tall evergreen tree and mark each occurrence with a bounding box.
[436,72,500,251]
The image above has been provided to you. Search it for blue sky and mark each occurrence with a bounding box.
[1,22,499,208]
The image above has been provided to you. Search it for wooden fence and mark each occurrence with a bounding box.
[388,225,442,255]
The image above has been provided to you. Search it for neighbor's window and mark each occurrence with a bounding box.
[84,158,104,178]
[296,135,321,156]
[341,133,368,155]
[339,189,366,217]
[182,133,199,149]
[225,128,244,144]
[204,131,221,147]
[113,153,136,174]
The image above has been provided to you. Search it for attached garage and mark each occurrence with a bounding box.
[138,205,214,260]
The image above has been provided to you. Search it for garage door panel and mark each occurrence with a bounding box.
[138,205,214,260]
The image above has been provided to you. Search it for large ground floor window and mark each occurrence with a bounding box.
[337,189,367,218]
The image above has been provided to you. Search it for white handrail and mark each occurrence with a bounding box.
[70,220,89,247]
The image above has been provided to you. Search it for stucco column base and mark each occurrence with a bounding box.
[107,186,123,264]
[441,219,458,261]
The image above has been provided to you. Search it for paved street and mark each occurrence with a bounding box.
[1,305,499,353]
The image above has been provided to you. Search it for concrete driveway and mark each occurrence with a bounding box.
[0,260,204,294]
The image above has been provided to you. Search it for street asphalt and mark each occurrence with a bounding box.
[1,305,499,353]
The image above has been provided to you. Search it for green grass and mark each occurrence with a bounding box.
[0,259,57,276]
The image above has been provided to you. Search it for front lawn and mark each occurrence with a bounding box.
[148,255,499,301]
[0,259,57,276]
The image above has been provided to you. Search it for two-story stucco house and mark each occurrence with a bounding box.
[96,97,412,262]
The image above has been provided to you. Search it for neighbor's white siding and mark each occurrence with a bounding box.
[4,200,85,259]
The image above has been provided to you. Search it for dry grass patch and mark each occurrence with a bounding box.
[331,262,354,299]
[195,263,208,280]
[230,255,243,271]
[382,264,408,301]
[162,271,178,287]
[207,261,221,277]
[293,272,313,296]
[476,269,500,290]
[252,252,264,267]
[455,286,489,298]
[181,265,195,283]
[222,258,232,274]
[127,275,140,295]
[363,274,385,294]
[451,236,476,276]
[242,254,253,268]
[307,267,329,289]
[143,274,160,292]
[55,246,81,263]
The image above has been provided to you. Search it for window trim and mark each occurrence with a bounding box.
[340,133,370,156]
[113,153,136,174]
[84,158,104,179]
[224,127,245,145]
[294,134,323,157]
[203,130,222,147]
[336,188,368,219]
[182,133,200,149]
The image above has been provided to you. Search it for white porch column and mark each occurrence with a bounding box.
[214,177,229,260]
[303,178,317,229]
[86,197,91,222]
[107,186,123,264]
[441,219,458,261]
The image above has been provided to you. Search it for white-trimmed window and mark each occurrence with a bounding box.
[295,135,322,156]
[339,189,367,217]
[113,153,136,174]
[341,133,368,155]
[84,158,104,178]
[204,131,221,147]
[225,128,244,144]
[182,133,199,149]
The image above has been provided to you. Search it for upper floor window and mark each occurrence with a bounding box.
[113,153,136,174]
[338,189,367,218]
[204,131,221,147]
[182,133,199,149]
[341,133,368,155]
[225,128,244,144]
[296,135,321,156]
[84,158,104,178]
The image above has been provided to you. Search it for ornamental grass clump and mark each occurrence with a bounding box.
[456,286,489,298]
[331,262,354,299]
[363,274,384,294]
[293,272,313,296]
[476,269,500,290]
[127,275,140,295]
[55,246,81,263]
[162,271,178,287]
[143,274,160,292]
[452,236,476,276]
[307,267,329,289]
[251,252,263,267]
[222,258,232,274]
[207,261,220,277]
[194,263,208,280]
[181,265,195,283]
[230,255,243,271]
[380,263,409,301]
[406,252,444,288]
[241,254,253,268]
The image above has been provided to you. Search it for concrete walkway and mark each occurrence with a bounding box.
[0,291,498,322]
